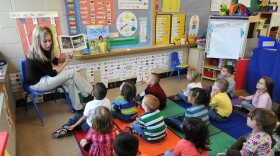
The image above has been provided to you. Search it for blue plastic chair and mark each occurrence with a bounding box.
[20,60,73,125]
[168,52,189,82]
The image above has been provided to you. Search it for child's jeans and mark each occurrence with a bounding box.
[165,115,184,131]
[111,110,136,122]
[63,114,90,132]
[176,91,188,102]
[208,108,228,122]
[132,121,145,137]
[164,150,174,156]
[241,100,255,111]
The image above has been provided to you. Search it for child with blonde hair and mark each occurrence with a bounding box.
[80,106,120,156]
[170,68,202,102]
[112,81,138,122]
[209,78,232,122]
[226,108,277,155]
[126,94,167,143]
[240,76,274,111]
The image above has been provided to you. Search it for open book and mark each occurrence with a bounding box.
[58,34,87,53]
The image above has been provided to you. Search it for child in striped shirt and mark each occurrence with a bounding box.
[127,94,167,143]
[111,81,138,122]
[165,88,210,131]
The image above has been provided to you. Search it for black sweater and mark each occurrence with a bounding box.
[25,52,58,85]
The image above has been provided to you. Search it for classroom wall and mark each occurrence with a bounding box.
[0,0,68,73]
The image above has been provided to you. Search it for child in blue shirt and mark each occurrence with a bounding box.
[112,81,138,122]
[165,88,210,131]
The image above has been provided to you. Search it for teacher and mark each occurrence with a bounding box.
[25,26,93,111]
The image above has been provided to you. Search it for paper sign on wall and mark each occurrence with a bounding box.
[118,0,148,9]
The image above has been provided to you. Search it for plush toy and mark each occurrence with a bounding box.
[219,4,228,16]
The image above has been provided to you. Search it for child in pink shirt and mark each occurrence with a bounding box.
[164,118,210,156]
[240,76,274,111]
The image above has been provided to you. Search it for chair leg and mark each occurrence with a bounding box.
[61,87,74,112]
[168,70,175,79]
[178,69,181,82]
[24,92,30,114]
[31,94,44,125]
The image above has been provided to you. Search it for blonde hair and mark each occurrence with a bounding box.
[215,78,229,92]
[26,26,54,62]
[143,94,160,112]
[188,69,200,83]
[92,106,114,134]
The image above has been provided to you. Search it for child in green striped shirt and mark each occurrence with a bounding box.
[127,94,167,143]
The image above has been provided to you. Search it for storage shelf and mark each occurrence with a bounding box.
[203,65,220,71]
[202,76,216,81]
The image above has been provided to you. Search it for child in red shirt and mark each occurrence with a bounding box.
[138,73,167,110]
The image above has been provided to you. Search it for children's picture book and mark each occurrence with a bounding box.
[58,34,87,53]
[89,36,110,54]
[87,25,110,40]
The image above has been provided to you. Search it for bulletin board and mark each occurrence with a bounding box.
[64,0,152,50]
[157,0,212,37]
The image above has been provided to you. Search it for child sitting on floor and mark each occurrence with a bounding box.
[170,68,202,102]
[112,81,138,122]
[113,132,139,156]
[52,82,110,138]
[137,73,167,110]
[273,107,280,153]
[80,106,120,156]
[165,88,210,131]
[209,78,232,122]
[240,76,274,111]
[226,108,277,156]
[164,118,210,156]
[126,94,167,143]
[220,65,235,99]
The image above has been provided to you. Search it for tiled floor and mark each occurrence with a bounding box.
[16,76,278,156]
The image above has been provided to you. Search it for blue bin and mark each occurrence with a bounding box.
[258,36,276,49]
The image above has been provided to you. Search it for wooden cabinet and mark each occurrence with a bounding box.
[188,48,204,74]
[0,64,16,156]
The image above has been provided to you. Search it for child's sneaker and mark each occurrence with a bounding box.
[216,153,226,156]
[125,126,137,134]
[52,127,68,138]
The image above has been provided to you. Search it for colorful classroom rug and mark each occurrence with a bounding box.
[113,99,186,131]
[209,132,237,156]
[167,124,222,139]
[210,112,247,131]
[73,129,89,156]
[135,128,181,156]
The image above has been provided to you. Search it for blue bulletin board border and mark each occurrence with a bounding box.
[64,0,152,50]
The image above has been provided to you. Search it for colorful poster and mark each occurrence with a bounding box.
[139,17,148,43]
[14,16,62,56]
[189,15,199,36]
[78,0,115,25]
[162,0,180,12]
[156,14,171,45]
[65,0,77,35]
[116,11,138,36]
[210,0,231,11]
[171,14,185,43]
[86,25,109,40]
[118,0,148,9]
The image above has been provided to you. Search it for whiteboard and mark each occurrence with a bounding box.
[205,18,249,59]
